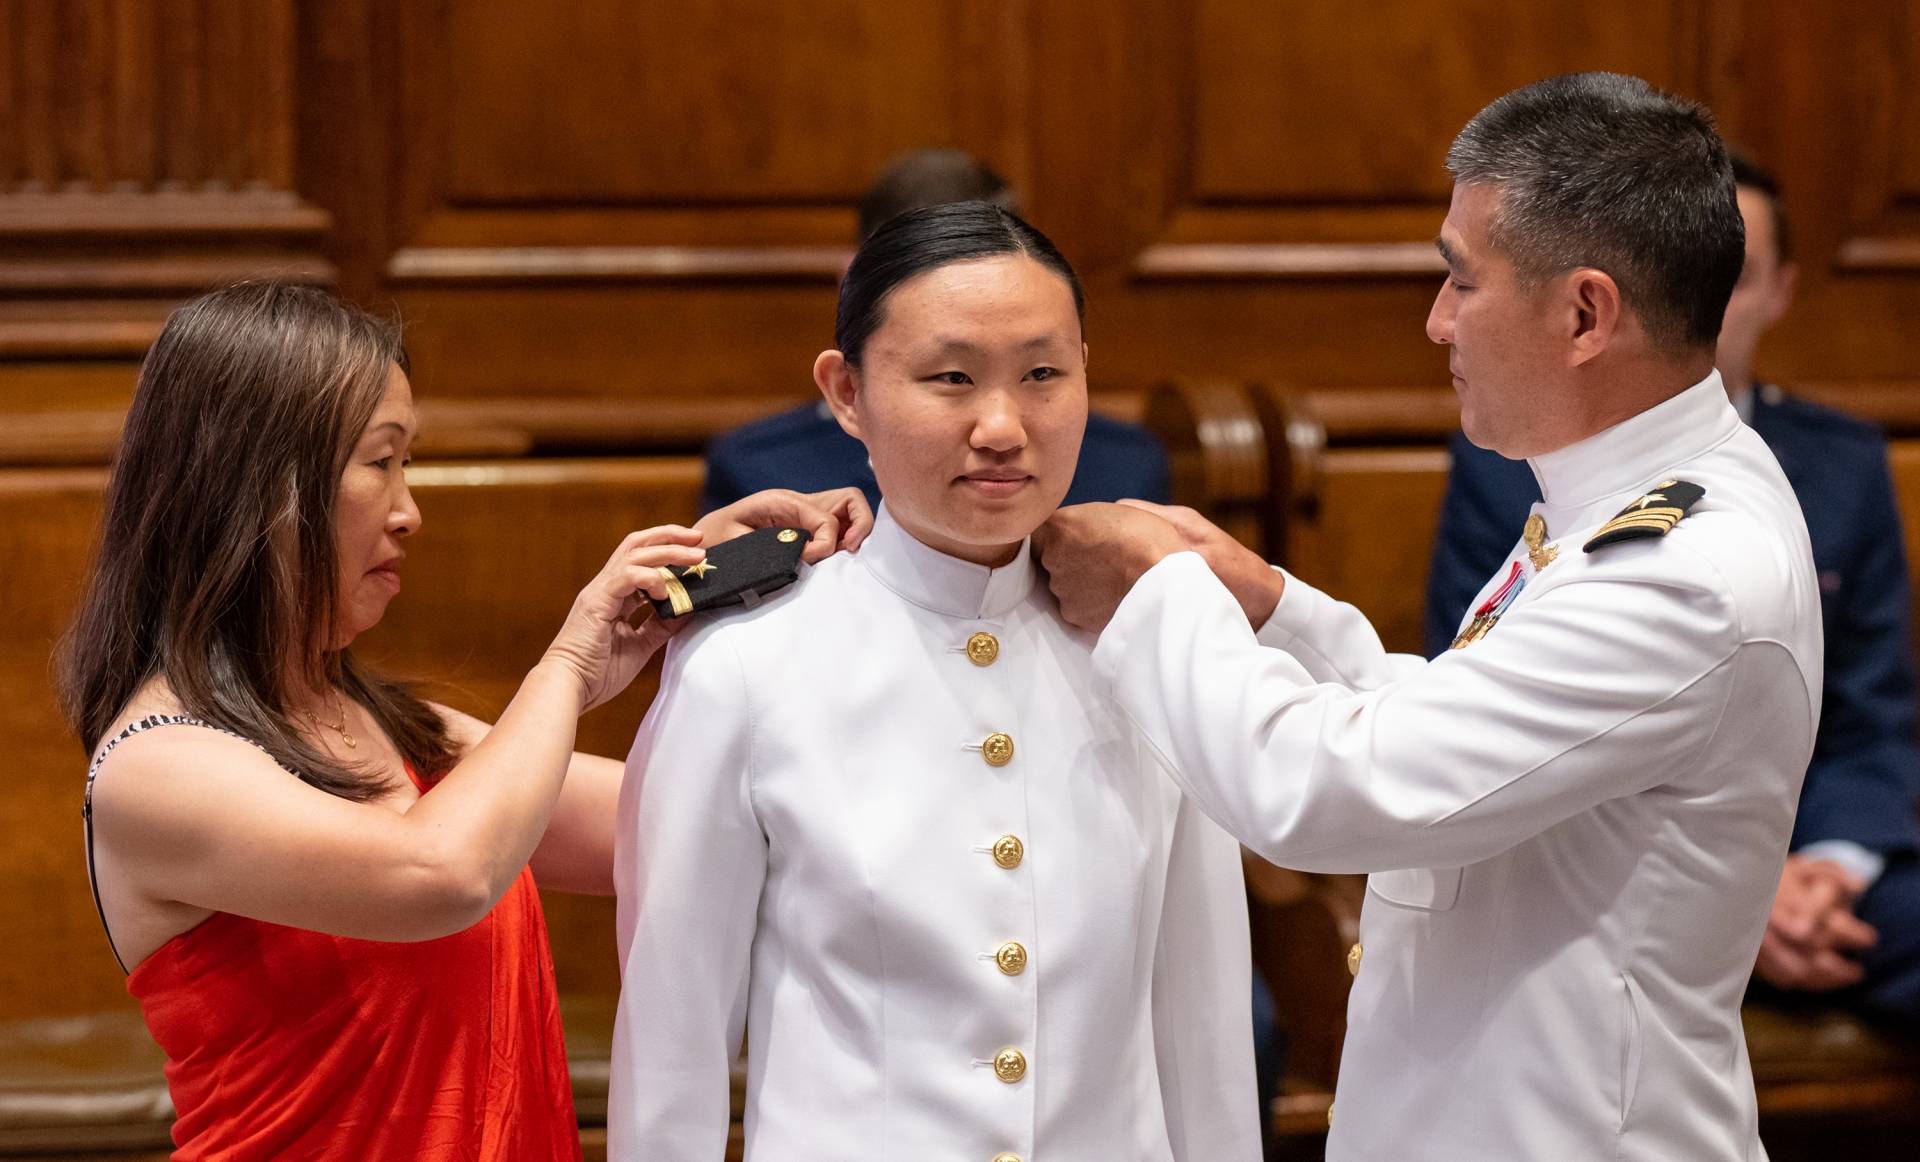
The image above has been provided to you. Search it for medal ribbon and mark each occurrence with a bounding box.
[1473,561,1526,619]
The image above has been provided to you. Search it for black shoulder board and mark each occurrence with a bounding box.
[649,525,812,619]
[1583,480,1706,553]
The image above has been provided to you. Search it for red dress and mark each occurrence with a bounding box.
[125,762,581,1161]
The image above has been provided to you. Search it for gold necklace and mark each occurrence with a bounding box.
[302,690,358,749]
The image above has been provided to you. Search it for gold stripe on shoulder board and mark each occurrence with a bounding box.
[1583,479,1706,553]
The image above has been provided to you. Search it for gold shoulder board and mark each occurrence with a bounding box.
[1583,479,1706,553]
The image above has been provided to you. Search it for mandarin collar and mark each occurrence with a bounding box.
[855,503,1035,620]
[1527,371,1741,509]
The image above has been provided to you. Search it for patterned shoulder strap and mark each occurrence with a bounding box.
[86,713,279,783]
[83,715,287,975]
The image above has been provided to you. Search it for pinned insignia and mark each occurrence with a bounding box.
[1522,514,1558,572]
[648,525,811,619]
[1583,480,1706,553]
[1450,561,1526,649]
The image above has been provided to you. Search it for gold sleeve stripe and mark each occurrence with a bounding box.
[1596,514,1684,532]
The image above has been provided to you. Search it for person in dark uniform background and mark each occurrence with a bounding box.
[699,149,1173,514]
[1425,151,1920,1022]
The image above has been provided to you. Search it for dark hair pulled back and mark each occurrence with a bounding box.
[56,282,454,801]
[1446,71,1744,352]
[834,201,1085,367]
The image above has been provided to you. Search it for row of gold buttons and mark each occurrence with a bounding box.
[965,630,1030,1118]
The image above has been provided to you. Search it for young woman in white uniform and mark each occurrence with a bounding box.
[608,203,1259,1161]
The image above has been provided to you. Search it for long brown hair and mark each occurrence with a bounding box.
[56,282,454,800]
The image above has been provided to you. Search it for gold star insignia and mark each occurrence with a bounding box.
[1633,492,1668,510]
[683,559,716,580]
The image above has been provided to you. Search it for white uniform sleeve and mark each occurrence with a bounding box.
[1095,552,1745,873]
[609,625,765,1161]
[1254,564,1427,689]
[1151,791,1262,1161]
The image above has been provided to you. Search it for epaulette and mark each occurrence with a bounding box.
[649,525,811,619]
[1583,480,1705,553]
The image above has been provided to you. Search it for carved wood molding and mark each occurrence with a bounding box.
[0,1,330,357]
[1833,236,1920,272]
[1115,1,1707,284]
[1133,242,1446,280]
[386,246,849,285]
[0,191,329,237]
[377,1,1033,289]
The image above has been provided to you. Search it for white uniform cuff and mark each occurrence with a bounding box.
[1254,565,1321,651]
[1797,839,1886,888]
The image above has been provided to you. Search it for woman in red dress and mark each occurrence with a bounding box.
[56,281,867,1160]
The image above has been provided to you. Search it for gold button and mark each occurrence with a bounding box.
[993,1154,1022,1162]
[992,834,1024,869]
[966,631,1000,666]
[777,528,800,543]
[993,1046,1027,1083]
[1347,942,1363,976]
[995,941,1028,976]
[1326,1100,1335,1127]
[981,732,1014,767]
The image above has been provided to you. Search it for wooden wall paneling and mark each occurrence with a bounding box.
[1127,0,1705,273]
[1284,447,1452,655]
[1821,0,1920,273]
[300,0,1920,420]
[294,0,397,306]
[0,466,128,1017]
[1021,0,1724,399]
[0,0,330,390]
[361,0,1036,411]
[1680,0,1920,401]
[11,0,1920,437]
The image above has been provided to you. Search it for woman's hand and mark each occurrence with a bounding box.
[542,526,709,712]
[696,487,875,564]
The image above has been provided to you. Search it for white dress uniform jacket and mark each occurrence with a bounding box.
[610,506,1259,1162]
[1094,374,1822,1161]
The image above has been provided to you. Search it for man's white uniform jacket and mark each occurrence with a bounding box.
[1096,373,1822,1161]
[610,507,1259,1161]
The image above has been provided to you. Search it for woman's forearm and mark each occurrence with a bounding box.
[403,659,586,910]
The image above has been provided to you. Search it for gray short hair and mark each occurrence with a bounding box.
[1446,72,1744,352]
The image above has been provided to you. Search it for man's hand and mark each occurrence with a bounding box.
[696,487,874,564]
[1033,503,1191,633]
[1754,854,1878,991]
[1119,500,1287,629]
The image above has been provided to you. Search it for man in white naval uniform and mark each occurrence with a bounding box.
[1036,74,1823,1160]
[610,203,1258,1160]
